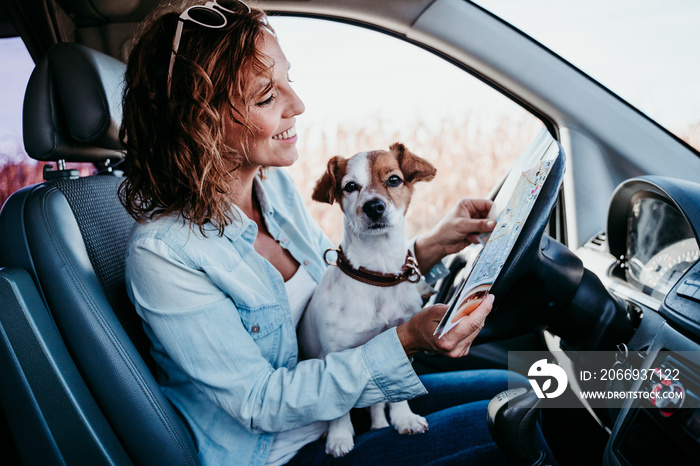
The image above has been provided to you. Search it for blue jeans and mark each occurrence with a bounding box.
[286,369,538,465]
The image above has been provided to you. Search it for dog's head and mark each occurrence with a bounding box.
[312,143,436,235]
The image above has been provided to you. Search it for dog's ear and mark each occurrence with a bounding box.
[391,142,436,183]
[312,156,347,205]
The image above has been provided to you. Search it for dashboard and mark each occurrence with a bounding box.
[607,177,700,336]
[581,177,700,465]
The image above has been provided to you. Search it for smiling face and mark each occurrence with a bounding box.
[312,143,436,236]
[225,31,305,174]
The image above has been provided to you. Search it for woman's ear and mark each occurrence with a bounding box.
[312,156,347,204]
[391,142,437,183]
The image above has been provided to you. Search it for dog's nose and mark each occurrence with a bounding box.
[363,199,386,221]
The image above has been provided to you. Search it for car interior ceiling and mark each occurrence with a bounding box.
[3,0,162,62]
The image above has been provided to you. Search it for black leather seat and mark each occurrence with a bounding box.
[0,43,199,465]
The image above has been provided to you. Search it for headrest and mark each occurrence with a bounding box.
[23,43,126,164]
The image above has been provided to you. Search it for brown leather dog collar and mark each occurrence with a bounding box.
[323,246,421,287]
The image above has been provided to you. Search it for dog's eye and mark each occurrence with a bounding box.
[387,175,403,187]
[343,181,359,193]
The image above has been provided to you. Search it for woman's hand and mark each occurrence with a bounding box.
[414,198,496,273]
[396,295,494,358]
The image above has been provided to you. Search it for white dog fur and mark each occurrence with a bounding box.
[299,142,437,457]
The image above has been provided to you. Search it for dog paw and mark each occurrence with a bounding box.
[392,412,429,435]
[325,435,354,457]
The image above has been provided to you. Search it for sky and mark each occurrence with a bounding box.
[1,0,699,161]
[472,0,700,130]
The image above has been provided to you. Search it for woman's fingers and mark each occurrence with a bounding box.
[462,219,496,241]
[397,296,494,358]
[450,200,496,246]
[437,294,493,356]
[460,198,493,217]
[413,198,497,270]
[446,294,494,356]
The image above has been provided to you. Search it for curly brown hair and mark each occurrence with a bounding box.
[119,0,274,236]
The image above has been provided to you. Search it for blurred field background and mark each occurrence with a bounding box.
[0,157,93,207]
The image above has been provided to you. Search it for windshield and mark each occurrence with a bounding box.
[473,0,700,152]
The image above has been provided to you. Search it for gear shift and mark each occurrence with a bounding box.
[487,387,547,466]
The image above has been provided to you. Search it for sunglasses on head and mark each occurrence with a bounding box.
[166,0,252,98]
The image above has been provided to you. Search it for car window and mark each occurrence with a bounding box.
[472,0,700,153]
[0,37,93,208]
[268,17,545,243]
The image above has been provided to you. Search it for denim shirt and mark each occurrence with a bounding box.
[124,168,427,465]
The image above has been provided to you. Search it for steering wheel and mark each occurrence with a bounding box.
[436,145,586,344]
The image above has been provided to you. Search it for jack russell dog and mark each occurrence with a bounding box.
[299,142,437,457]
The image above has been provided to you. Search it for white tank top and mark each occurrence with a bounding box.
[265,266,327,466]
[284,265,317,326]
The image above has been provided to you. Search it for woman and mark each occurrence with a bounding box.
[121,1,528,464]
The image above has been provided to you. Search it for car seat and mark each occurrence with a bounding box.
[0,43,199,465]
